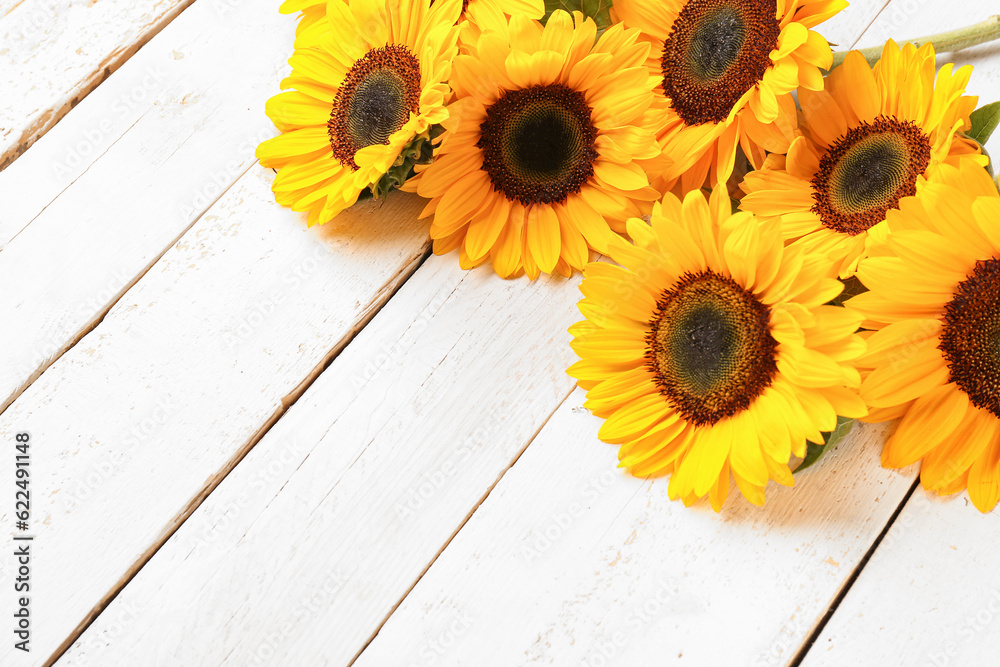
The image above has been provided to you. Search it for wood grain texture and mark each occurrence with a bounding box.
[818,0,893,51]
[54,255,583,667]
[799,492,1000,667]
[0,0,296,415]
[0,0,197,170]
[0,170,432,665]
[344,396,911,667]
[798,1,1000,663]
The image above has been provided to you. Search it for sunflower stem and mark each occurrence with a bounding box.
[831,14,1000,69]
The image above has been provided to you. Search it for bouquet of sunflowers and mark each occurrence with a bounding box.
[258,0,1000,512]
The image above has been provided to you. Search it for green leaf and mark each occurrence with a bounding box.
[968,101,1000,146]
[362,126,439,202]
[829,275,867,307]
[542,0,612,30]
[795,416,856,474]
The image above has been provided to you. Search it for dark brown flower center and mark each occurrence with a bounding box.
[812,117,931,235]
[477,84,598,206]
[646,270,778,425]
[660,0,780,126]
[940,258,1000,418]
[328,45,421,170]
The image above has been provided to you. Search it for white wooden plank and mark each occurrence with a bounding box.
[0,0,195,170]
[799,493,1000,666]
[796,1,1000,663]
[0,0,296,414]
[0,169,432,665]
[0,1,22,17]
[819,0,892,51]
[342,394,907,667]
[53,253,582,667]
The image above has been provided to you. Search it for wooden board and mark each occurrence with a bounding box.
[797,2,1000,663]
[54,254,583,667]
[819,0,893,51]
[348,399,909,667]
[0,0,196,170]
[800,492,1000,666]
[0,0,296,414]
[0,170,432,665]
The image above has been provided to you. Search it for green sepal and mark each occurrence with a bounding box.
[959,101,1000,181]
[968,101,1000,146]
[361,124,444,202]
[829,275,867,307]
[542,0,612,30]
[795,416,856,474]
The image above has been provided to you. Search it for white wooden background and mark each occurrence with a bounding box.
[0,0,997,665]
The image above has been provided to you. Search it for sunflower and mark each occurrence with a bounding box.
[848,160,1000,512]
[257,0,461,226]
[406,11,662,279]
[740,41,986,278]
[612,0,846,192]
[568,186,867,510]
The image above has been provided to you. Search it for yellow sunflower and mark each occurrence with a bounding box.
[406,11,662,279]
[612,0,845,191]
[257,0,461,226]
[568,186,867,510]
[740,41,986,278]
[848,160,1000,512]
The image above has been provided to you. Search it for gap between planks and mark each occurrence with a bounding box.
[782,0,941,659]
[52,243,587,666]
[0,0,301,420]
[844,0,894,49]
[0,159,257,421]
[0,0,199,171]
[42,241,433,667]
[345,382,578,667]
[788,477,920,666]
[344,254,607,664]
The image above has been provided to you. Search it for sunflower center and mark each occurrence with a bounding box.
[328,45,421,170]
[661,0,780,126]
[477,84,598,206]
[646,270,778,426]
[939,258,1000,418]
[812,117,931,236]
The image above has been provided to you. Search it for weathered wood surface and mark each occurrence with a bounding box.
[0,0,197,170]
[0,171,433,664]
[55,253,584,666]
[0,0,295,415]
[801,2,1000,663]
